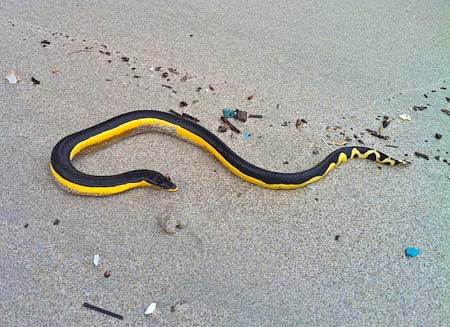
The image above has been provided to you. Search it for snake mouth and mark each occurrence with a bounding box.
[160,175,177,191]
[151,180,177,191]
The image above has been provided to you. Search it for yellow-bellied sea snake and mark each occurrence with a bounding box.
[50,110,407,195]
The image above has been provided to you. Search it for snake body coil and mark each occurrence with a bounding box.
[50,110,406,195]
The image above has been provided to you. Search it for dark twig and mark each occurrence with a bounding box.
[83,303,124,320]
[181,113,199,122]
[414,152,429,160]
[221,117,240,133]
[366,129,389,140]
[169,109,182,117]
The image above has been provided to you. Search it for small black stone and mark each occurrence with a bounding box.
[179,101,188,107]
[53,219,60,225]
[31,77,40,85]
[435,133,442,139]
[335,235,340,241]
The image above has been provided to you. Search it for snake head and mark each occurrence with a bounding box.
[145,171,177,191]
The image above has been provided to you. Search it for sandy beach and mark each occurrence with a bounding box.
[1,0,449,325]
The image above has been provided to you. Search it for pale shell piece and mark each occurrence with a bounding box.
[306,183,317,190]
[144,303,157,315]
[398,114,411,121]
[5,71,19,84]
[93,254,100,266]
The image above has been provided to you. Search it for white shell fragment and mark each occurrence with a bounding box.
[306,183,317,190]
[93,254,100,266]
[145,303,157,315]
[5,71,19,84]
[398,114,411,121]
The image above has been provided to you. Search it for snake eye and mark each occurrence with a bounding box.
[164,175,171,181]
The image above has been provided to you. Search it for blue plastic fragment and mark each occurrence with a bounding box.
[244,133,251,139]
[223,108,237,118]
[405,247,420,257]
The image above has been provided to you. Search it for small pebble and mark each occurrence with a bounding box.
[145,303,157,315]
[5,71,19,83]
[217,126,227,133]
[236,109,248,122]
[53,219,60,225]
[405,247,420,257]
[104,270,111,278]
[435,133,442,139]
[335,235,340,241]
[244,133,251,139]
[31,77,40,85]
[94,254,100,266]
